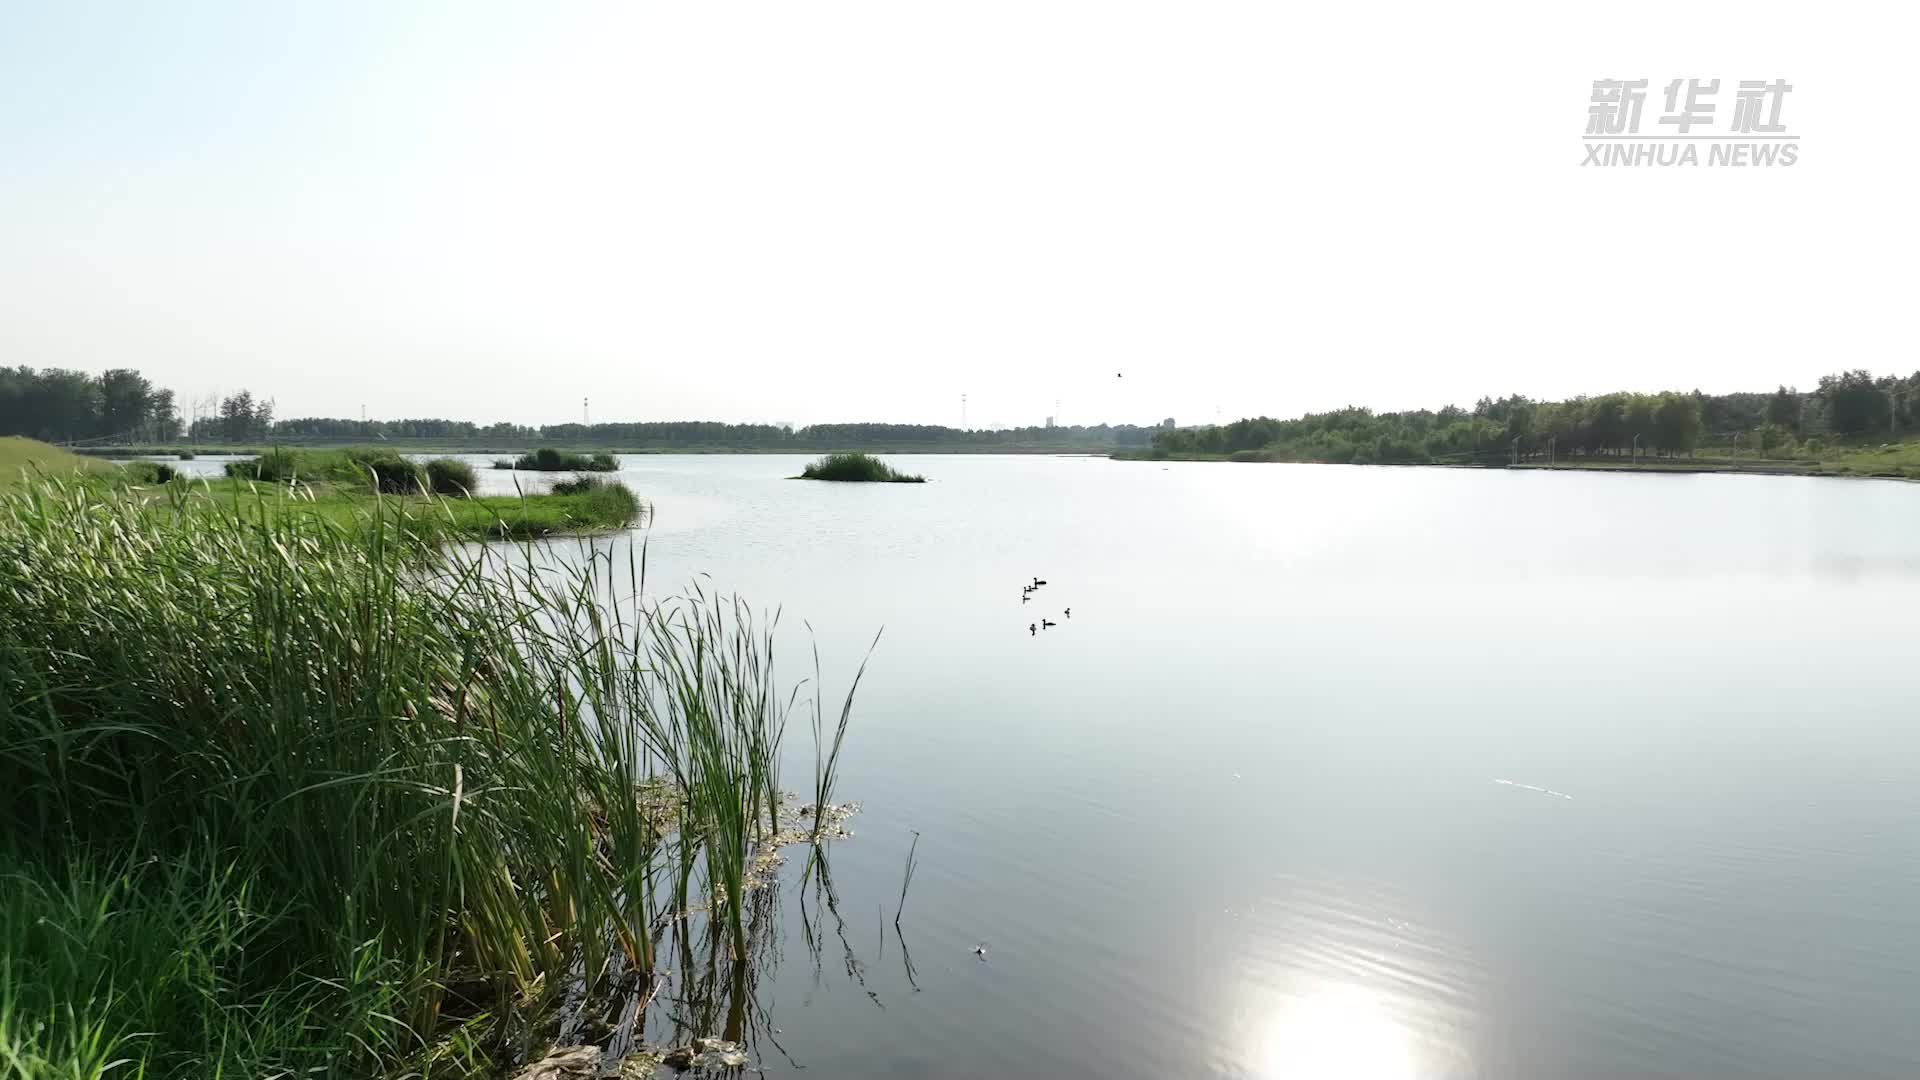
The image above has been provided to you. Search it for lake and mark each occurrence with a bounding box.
[416,455,1920,1077]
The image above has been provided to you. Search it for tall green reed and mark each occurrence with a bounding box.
[0,478,867,1078]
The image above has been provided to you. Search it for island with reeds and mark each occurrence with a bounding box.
[0,443,868,1079]
[493,447,619,472]
[796,451,926,483]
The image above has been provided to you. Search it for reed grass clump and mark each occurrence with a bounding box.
[424,456,477,496]
[122,459,177,484]
[0,478,864,1077]
[551,474,606,495]
[796,452,925,483]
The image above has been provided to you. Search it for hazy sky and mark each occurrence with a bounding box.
[1,2,1911,428]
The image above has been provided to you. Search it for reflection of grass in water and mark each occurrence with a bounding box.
[895,830,921,925]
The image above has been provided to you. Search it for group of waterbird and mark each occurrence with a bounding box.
[1022,576,1070,635]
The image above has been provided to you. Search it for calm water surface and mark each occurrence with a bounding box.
[480,454,1920,1079]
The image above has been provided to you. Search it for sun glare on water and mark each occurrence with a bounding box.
[1254,984,1418,1080]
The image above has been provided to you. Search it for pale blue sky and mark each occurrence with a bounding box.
[1,1,1911,427]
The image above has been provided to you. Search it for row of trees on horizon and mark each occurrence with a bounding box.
[1149,370,1920,463]
[0,366,1169,447]
[5,365,1919,455]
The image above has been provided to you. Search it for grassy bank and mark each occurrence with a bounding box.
[155,476,643,542]
[227,446,446,492]
[0,437,111,486]
[0,478,867,1078]
[796,452,926,483]
[179,447,644,540]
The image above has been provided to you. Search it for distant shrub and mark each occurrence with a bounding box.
[424,457,477,497]
[550,474,604,496]
[797,452,925,483]
[176,450,196,460]
[362,455,425,494]
[123,460,176,484]
[226,450,288,481]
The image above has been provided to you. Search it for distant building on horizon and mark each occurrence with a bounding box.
[1045,415,1056,428]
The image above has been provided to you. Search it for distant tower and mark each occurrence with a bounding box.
[583,397,590,426]
[961,393,968,430]
[1045,415,1056,429]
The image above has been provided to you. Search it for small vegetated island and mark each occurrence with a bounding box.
[97,445,648,540]
[494,447,619,471]
[796,451,926,482]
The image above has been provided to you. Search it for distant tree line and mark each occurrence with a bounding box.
[0,367,179,444]
[1151,370,1920,463]
[10,366,1919,457]
[205,415,1160,449]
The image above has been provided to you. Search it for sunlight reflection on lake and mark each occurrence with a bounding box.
[1250,983,1417,1080]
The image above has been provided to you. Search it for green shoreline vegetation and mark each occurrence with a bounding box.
[0,469,866,1077]
[205,446,644,540]
[0,436,114,483]
[796,451,926,483]
[1120,369,1920,479]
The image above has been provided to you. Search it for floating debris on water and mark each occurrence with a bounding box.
[661,1037,749,1072]
[973,942,989,960]
[742,798,860,891]
[1494,778,1573,800]
[660,797,862,919]
[618,1048,668,1078]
